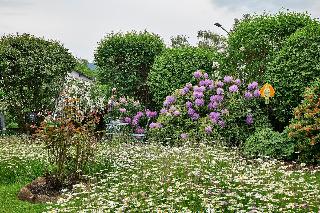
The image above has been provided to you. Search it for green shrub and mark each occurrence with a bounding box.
[148,47,219,108]
[149,71,269,146]
[243,127,295,159]
[223,11,314,83]
[94,31,165,106]
[0,33,76,130]
[287,78,320,163]
[265,23,320,129]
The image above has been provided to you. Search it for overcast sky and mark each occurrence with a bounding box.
[1,0,319,62]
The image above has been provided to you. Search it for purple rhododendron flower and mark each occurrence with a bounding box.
[136,111,144,118]
[218,120,225,128]
[229,85,239,93]
[191,113,200,120]
[180,87,189,95]
[193,91,204,99]
[208,101,219,110]
[194,86,206,93]
[193,70,203,79]
[216,88,224,95]
[223,76,233,83]
[119,108,127,113]
[234,79,241,85]
[205,126,212,134]
[199,80,206,87]
[195,98,205,107]
[132,118,139,126]
[206,79,213,85]
[253,89,260,97]
[216,81,224,87]
[208,84,214,90]
[146,109,157,118]
[123,117,131,123]
[163,96,176,106]
[210,95,224,103]
[149,122,162,129]
[244,91,253,99]
[160,108,167,114]
[188,108,195,116]
[248,82,258,90]
[186,101,193,108]
[135,127,145,134]
[204,73,209,79]
[181,133,188,139]
[209,112,221,123]
[173,110,181,116]
[246,114,254,125]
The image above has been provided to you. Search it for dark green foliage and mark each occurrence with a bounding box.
[0,33,76,130]
[94,31,165,106]
[147,47,218,108]
[223,11,314,83]
[170,35,190,48]
[197,30,226,50]
[265,23,320,129]
[287,78,320,164]
[243,127,295,159]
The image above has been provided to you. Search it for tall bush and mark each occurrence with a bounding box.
[265,23,320,129]
[287,78,320,163]
[149,70,269,146]
[223,11,314,83]
[0,33,76,130]
[148,47,219,108]
[94,31,165,106]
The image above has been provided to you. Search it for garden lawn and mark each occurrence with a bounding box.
[1,136,320,212]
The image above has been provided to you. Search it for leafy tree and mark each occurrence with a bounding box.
[170,35,190,48]
[197,30,226,50]
[0,33,76,130]
[95,31,165,106]
[265,22,320,129]
[222,11,314,83]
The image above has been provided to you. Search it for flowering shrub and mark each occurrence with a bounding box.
[37,99,98,183]
[149,70,269,146]
[287,78,320,163]
[148,47,219,108]
[36,77,107,183]
[105,89,158,135]
[56,77,106,115]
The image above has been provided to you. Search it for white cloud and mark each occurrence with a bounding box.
[0,0,319,61]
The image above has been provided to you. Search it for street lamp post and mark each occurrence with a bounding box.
[214,22,230,35]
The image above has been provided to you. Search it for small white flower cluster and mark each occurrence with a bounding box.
[55,76,106,115]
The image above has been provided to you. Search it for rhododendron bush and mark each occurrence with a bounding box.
[149,70,269,146]
[105,90,158,135]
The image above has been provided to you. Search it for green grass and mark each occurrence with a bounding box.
[0,184,46,213]
[1,136,320,212]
